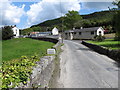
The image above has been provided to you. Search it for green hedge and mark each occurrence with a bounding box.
[1,55,40,89]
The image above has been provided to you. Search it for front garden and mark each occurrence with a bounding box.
[87,39,120,50]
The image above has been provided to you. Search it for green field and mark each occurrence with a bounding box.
[2,38,55,61]
[87,39,120,50]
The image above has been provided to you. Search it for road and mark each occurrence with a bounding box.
[57,40,118,88]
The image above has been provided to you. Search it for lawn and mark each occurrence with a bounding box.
[2,38,55,61]
[87,39,120,50]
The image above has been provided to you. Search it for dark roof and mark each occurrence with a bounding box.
[65,27,102,33]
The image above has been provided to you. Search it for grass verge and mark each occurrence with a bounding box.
[87,39,120,50]
[48,43,64,88]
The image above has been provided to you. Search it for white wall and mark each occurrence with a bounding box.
[97,27,104,36]
[52,27,58,35]
[12,27,19,37]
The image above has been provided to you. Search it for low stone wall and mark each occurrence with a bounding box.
[30,37,58,44]
[28,42,61,88]
[17,40,60,88]
[82,41,120,62]
[29,56,55,88]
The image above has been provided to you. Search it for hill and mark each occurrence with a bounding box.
[21,10,117,35]
[31,10,116,28]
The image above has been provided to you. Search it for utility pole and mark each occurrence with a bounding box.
[60,0,64,43]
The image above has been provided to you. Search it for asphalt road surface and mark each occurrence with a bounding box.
[58,40,118,88]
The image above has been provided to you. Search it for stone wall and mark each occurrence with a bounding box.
[29,56,55,88]
[82,41,120,62]
[29,41,61,88]
[30,37,58,44]
[17,39,60,88]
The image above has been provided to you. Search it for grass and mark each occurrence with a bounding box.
[2,38,55,61]
[87,39,120,50]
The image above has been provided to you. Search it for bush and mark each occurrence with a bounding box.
[2,26,14,40]
[1,55,40,89]
[113,11,120,41]
[94,35,105,42]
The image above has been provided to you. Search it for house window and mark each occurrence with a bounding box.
[79,32,81,35]
[91,31,94,35]
[16,30,17,34]
[99,31,101,35]
[74,32,76,35]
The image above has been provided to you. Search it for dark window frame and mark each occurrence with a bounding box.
[91,31,94,35]
[74,32,76,35]
[79,32,81,35]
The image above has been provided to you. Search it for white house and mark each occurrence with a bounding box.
[12,25,20,38]
[64,27,104,40]
[52,27,59,35]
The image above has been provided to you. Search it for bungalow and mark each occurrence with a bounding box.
[64,27,104,40]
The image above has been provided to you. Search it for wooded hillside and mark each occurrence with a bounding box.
[22,10,118,35]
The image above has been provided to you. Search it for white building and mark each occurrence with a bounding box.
[12,25,19,38]
[64,27,104,40]
[52,27,59,35]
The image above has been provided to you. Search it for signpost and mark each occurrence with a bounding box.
[47,49,56,54]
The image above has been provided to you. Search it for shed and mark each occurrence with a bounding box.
[52,27,59,35]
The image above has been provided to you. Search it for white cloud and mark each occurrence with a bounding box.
[26,0,81,26]
[0,0,25,25]
[79,0,114,2]
[81,2,117,10]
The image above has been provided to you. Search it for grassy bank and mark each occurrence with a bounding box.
[87,39,120,50]
[2,38,55,61]
[1,38,55,88]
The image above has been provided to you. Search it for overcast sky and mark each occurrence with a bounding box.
[0,0,117,29]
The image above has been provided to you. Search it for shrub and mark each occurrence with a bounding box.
[1,55,40,89]
[2,26,14,40]
[94,35,105,42]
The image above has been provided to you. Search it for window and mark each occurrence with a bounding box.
[74,32,76,35]
[91,31,94,35]
[99,31,101,35]
[79,32,81,35]
[16,30,17,34]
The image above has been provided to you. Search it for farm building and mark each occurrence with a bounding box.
[63,27,104,40]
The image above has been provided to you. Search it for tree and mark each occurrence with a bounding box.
[112,0,120,8]
[112,0,120,40]
[64,10,82,29]
[113,11,120,40]
[2,26,14,40]
[32,26,41,32]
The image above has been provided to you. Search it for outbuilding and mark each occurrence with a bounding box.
[64,27,104,40]
[52,27,59,35]
[12,25,20,38]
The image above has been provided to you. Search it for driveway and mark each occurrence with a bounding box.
[58,40,118,88]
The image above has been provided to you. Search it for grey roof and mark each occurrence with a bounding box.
[65,27,101,33]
